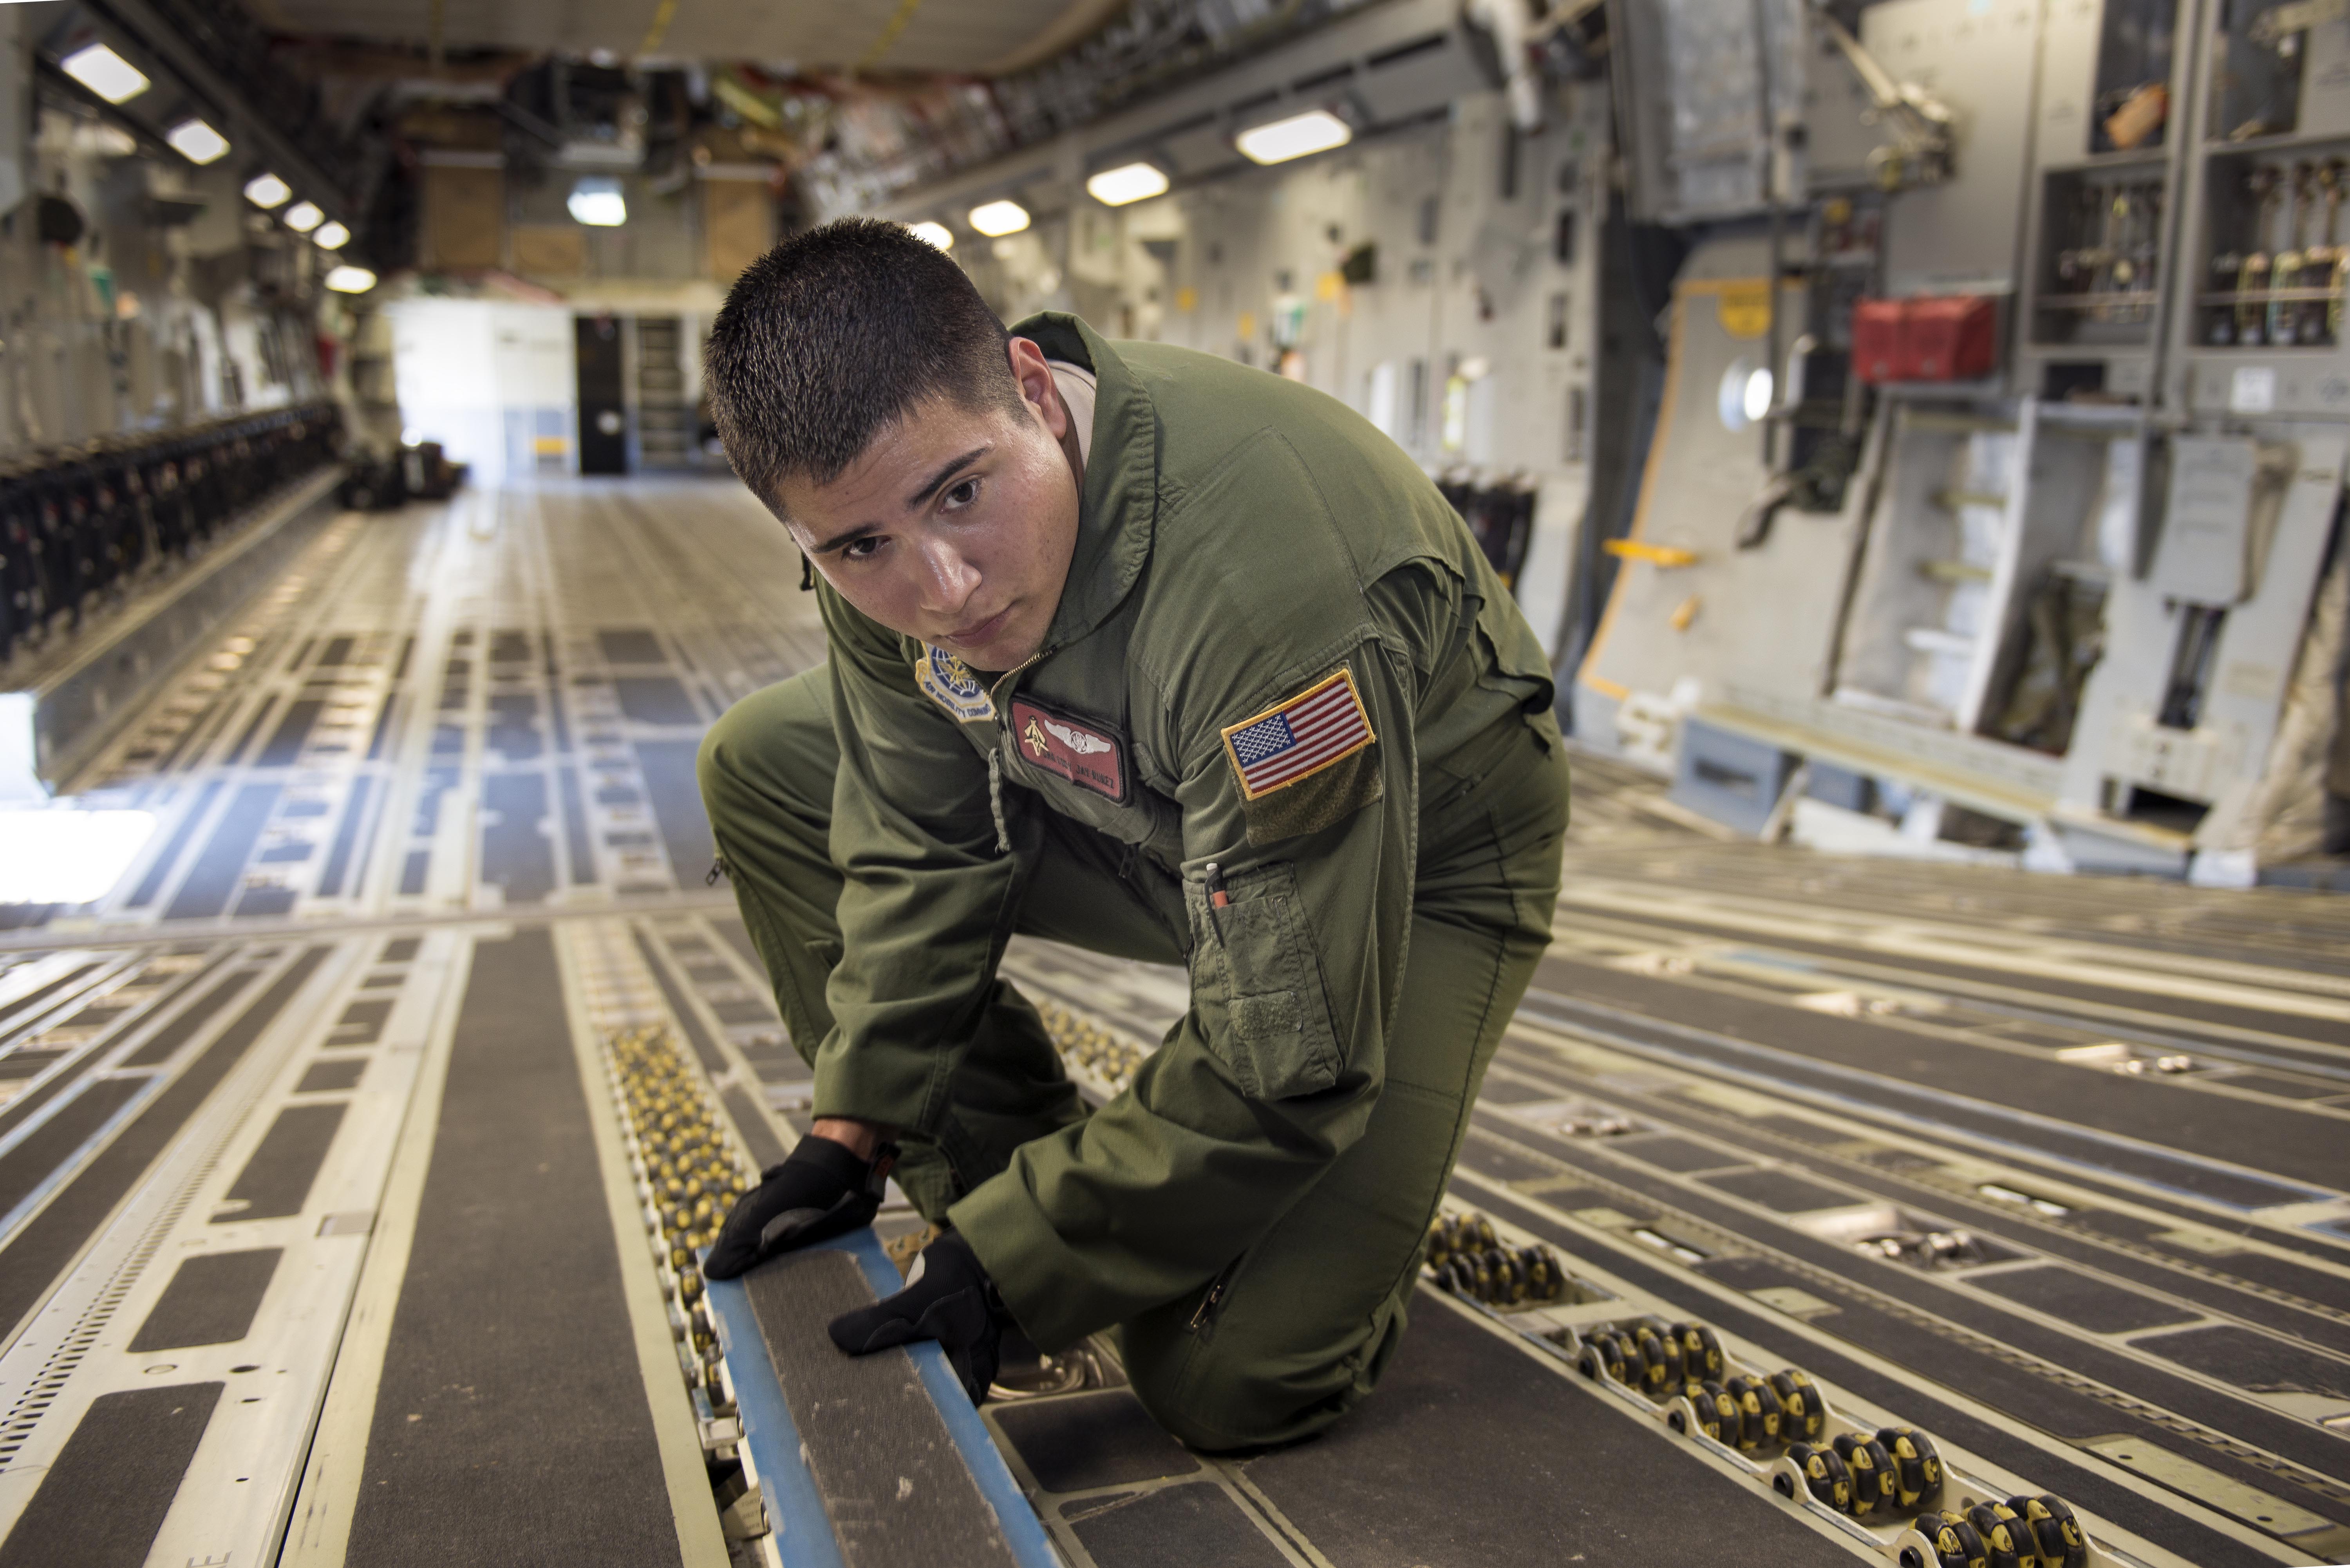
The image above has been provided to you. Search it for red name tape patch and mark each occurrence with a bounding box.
[1009,698,1128,804]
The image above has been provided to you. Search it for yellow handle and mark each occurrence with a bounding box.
[1603,539,1699,568]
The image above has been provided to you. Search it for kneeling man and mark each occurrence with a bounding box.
[696,218,1568,1451]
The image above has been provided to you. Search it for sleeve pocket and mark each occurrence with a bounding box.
[1188,863,1342,1100]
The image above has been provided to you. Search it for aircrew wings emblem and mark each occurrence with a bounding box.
[1036,715,1111,755]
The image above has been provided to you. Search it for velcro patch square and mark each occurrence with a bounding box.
[1220,669,1376,801]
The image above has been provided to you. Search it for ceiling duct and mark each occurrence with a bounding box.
[504,58,647,171]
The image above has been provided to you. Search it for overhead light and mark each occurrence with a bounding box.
[60,43,150,105]
[324,264,378,293]
[1086,163,1169,206]
[1236,108,1353,166]
[969,199,1030,238]
[282,200,324,233]
[244,172,291,209]
[907,220,954,250]
[568,175,626,227]
[313,220,350,250]
[164,117,230,165]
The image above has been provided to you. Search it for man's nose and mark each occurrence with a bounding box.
[915,537,980,616]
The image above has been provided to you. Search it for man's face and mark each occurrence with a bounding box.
[774,337,1081,673]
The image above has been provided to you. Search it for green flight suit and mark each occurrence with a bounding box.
[698,313,1568,1450]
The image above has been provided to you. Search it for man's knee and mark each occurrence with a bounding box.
[697,669,836,829]
[1117,1290,1405,1453]
[1125,1348,1366,1454]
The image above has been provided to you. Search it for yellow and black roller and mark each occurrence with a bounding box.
[1770,1369,1825,1444]
[1832,1433,1896,1519]
[1624,1325,1657,1386]
[1928,1511,1991,1568]
[1673,1322,1725,1382]
[1425,1218,1452,1272]
[1632,1325,1680,1397]
[1878,1426,1945,1513]
[1471,1215,1500,1250]
[1579,1331,1629,1384]
[1693,1378,1743,1447]
[2006,1495,2087,1568]
[1965,1501,2026,1568]
[1724,1373,1784,1450]
[1485,1248,1522,1303]
[1786,1441,1853,1511]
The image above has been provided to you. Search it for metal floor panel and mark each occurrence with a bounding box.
[341,928,684,1568]
[0,479,2343,1567]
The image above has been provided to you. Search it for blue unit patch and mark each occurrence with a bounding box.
[915,644,997,722]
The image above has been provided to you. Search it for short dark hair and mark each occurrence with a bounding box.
[703,218,1024,501]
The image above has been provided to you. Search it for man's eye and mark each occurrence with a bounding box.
[944,477,980,510]
[843,537,881,560]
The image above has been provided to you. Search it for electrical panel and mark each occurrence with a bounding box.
[2172,1,2350,417]
[1575,0,2348,880]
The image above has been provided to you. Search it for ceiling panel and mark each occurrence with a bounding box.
[252,0,1079,74]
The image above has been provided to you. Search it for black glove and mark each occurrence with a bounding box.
[703,1134,896,1280]
[828,1230,1007,1404]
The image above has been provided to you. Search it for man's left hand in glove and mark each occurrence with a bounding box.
[828,1229,1009,1404]
[704,1130,897,1281]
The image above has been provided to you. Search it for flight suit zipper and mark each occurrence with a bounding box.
[986,753,1010,854]
[1188,1254,1243,1332]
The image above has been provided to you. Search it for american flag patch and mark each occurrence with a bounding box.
[1220,669,1377,801]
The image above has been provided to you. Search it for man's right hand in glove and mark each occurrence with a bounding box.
[704,1127,897,1279]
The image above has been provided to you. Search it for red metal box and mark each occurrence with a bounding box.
[1851,294,1999,384]
[1899,294,1998,381]
[1852,298,1907,384]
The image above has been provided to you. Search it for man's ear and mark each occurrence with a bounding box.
[1007,336,1069,442]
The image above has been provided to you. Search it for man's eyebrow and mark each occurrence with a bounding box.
[806,521,882,556]
[802,444,991,556]
[907,444,990,510]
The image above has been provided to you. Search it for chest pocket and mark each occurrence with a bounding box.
[1000,719,1177,853]
[1186,862,1341,1100]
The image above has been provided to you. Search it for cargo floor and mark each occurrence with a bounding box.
[0,479,2343,1567]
